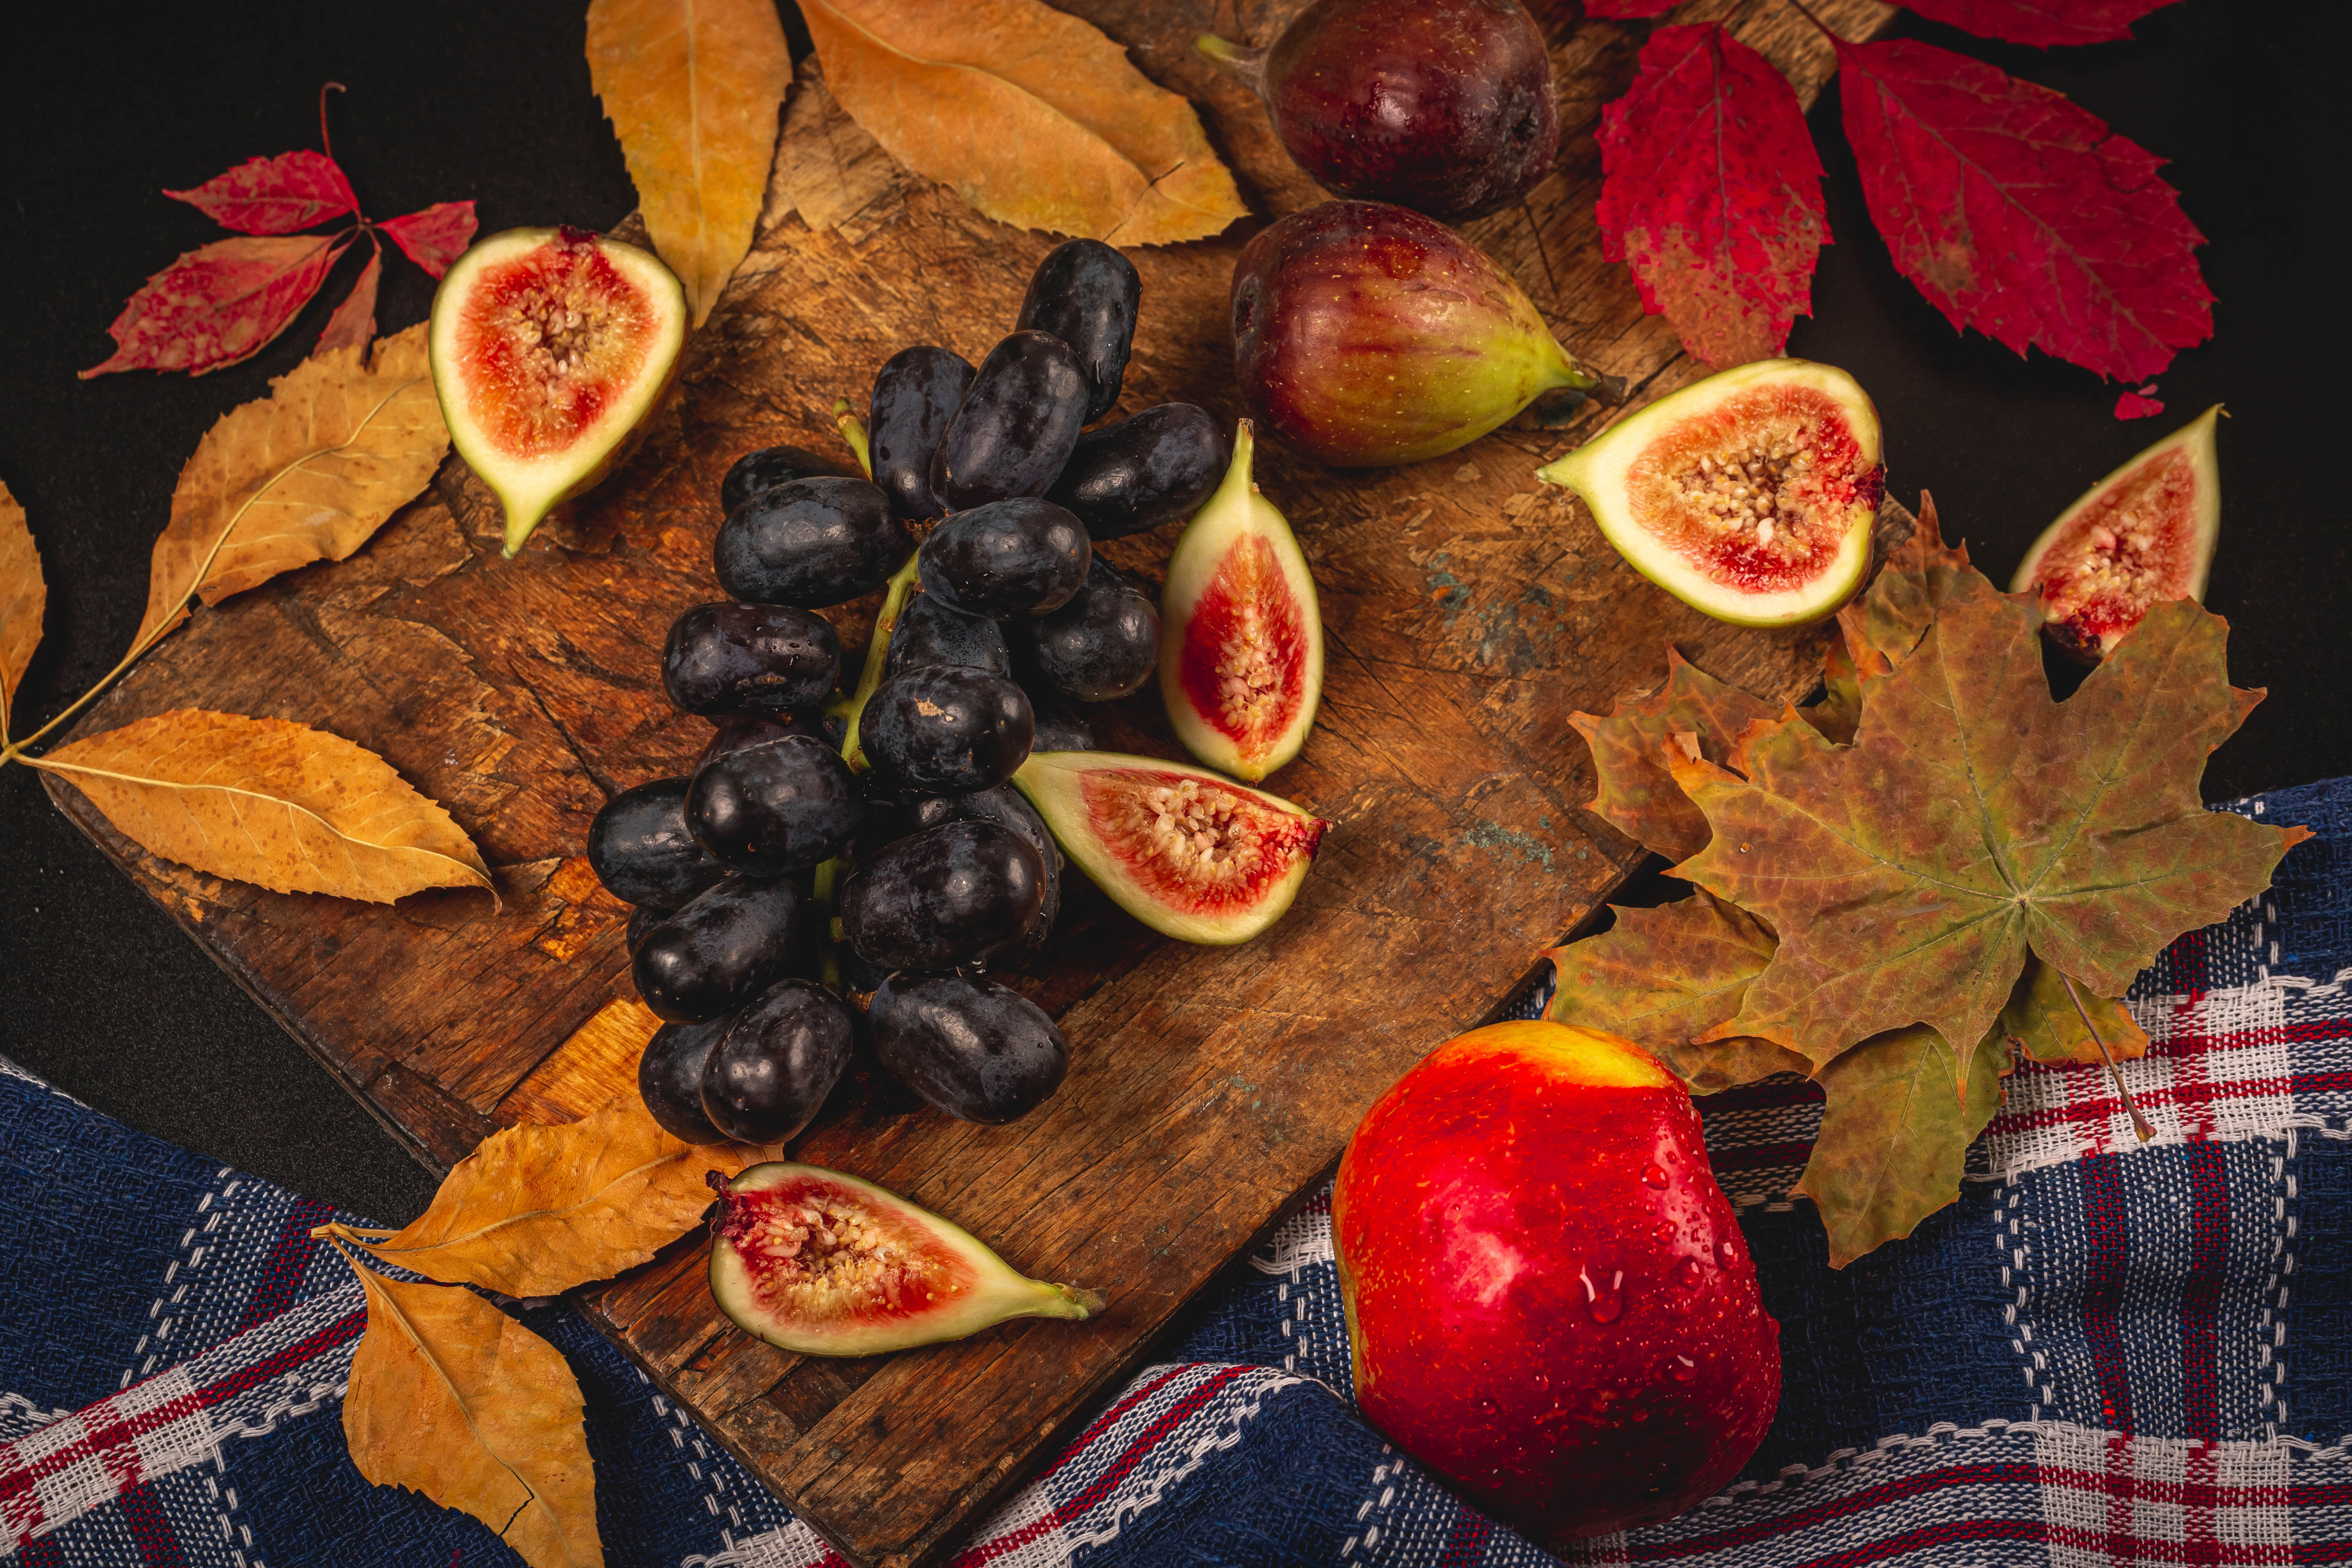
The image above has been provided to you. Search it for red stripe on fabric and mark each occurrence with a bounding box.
[234,1197,334,1334]
[0,1389,209,1506]
[2036,1461,2293,1509]
[2184,1146,2230,1444]
[1439,1505,1493,1565]
[1044,1364,1195,1460]
[196,1308,365,1407]
[2080,1155,2136,1434]
[1621,1461,2042,1556]
[116,1481,188,1567]
[15,1534,64,1566]
[2047,1518,2292,1564]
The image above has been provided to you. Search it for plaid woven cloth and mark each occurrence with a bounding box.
[4,773,2349,1567]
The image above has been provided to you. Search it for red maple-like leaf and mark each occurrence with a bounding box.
[81,234,351,378]
[1896,0,2181,49]
[164,150,358,235]
[378,202,479,280]
[1832,36,2212,383]
[315,245,383,359]
[1586,0,1681,16]
[1596,24,1827,369]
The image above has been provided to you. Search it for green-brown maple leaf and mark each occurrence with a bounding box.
[1543,891,1806,1091]
[2001,957,2150,1067]
[1812,492,1987,742]
[1671,591,2304,1089]
[1570,648,1780,862]
[1798,1024,2009,1267]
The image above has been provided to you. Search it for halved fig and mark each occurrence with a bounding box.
[2011,404,2221,663]
[1159,420,1324,781]
[429,226,687,557]
[1013,750,1330,944]
[707,1162,1105,1356]
[1536,359,1883,628]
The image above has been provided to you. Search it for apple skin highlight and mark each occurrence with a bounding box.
[1333,1020,1782,1541]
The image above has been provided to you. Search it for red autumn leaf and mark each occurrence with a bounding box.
[81,233,350,378]
[1832,36,2212,384]
[1596,24,1828,368]
[378,201,479,280]
[1896,0,2181,49]
[1586,0,1681,16]
[2114,388,2164,419]
[315,245,383,359]
[164,150,358,235]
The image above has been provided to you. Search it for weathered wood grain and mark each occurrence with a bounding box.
[44,0,1892,1561]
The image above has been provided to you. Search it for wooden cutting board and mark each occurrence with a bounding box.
[45,0,1891,1560]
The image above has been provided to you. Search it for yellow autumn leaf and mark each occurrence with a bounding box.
[33,709,491,902]
[0,479,41,742]
[344,1265,602,1568]
[800,0,1249,246]
[355,1094,763,1297]
[587,0,795,326]
[136,324,446,654]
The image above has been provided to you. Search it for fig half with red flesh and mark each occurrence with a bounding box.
[1013,751,1329,945]
[2012,404,2221,663]
[1159,420,1324,781]
[708,1163,1104,1356]
[1537,359,1883,628]
[430,226,686,557]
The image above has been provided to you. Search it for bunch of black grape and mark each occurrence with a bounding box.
[587,241,1227,1145]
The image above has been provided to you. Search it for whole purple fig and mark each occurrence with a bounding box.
[1199,0,1559,221]
[1232,201,1607,468]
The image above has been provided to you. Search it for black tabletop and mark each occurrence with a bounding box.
[2,0,2344,1228]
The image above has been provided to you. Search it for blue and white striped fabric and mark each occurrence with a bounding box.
[4,773,2350,1567]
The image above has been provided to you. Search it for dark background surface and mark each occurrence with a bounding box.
[0,0,2342,1228]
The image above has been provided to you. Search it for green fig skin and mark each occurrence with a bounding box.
[1232,201,1599,468]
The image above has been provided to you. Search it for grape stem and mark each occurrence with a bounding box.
[811,853,844,993]
[832,398,873,481]
[835,551,922,772]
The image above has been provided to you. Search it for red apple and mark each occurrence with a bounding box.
[1332,1020,1780,1542]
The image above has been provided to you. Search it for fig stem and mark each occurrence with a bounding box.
[2059,970,2155,1142]
[831,398,873,481]
[1194,32,1268,92]
[836,551,923,772]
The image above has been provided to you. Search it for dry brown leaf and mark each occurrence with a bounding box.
[587,0,794,326]
[344,1264,601,1568]
[800,0,1249,246]
[137,324,446,654]
[33,709,491,902]
[359,1095,763,1297]
[0,479,41,742]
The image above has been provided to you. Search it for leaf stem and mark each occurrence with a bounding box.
[2059,970,2154,1142]
[832,398,873,480]
[319,82,348,168]
[0,374,429,767]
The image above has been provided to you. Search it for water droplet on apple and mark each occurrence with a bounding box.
[1476,1393,1498,1415]
[1675,1256,1705,1289]
[1716,1235,1739,1267]
[1579,1264,1624,1324]
[1670,1354,1698,1382]
[1642,1164,1670,1189]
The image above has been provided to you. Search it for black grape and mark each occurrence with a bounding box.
[869,973,1069,1124]
[860,666,1033,794]
[930,332,1088,510]
[884,588,1011,679]
[633,878,802,1023]
[1047,404,1226,539]
[694,713,819,774]
[686,734,861,876]
[639,1017,733,1144]
[1025,686,1096,752]
[869,785,1061,967]
[661,603,840,717]
[715,477,911,609]
[840,819,1045,971]
[625,902,670,957]
[700,979,855,1144]
[1020,557,1160,702]
[588,777,731,907]
[720,444,840,516]
[1016,239,1141,422]
[869,346,975,521]
[918,497,1090,619]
